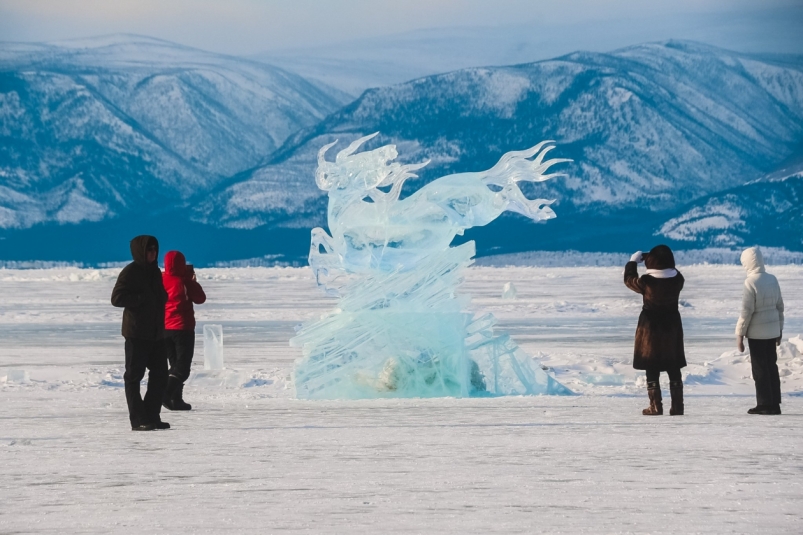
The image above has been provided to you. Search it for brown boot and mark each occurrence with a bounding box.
[642,381,663,415]
[669,380,684,415]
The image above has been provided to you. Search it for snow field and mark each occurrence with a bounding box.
[2,393,802,533]
[1,264,803,533]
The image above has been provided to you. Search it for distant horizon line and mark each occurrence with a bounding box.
[2,32,800,67]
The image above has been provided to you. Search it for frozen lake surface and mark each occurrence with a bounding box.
[2,264,803,533]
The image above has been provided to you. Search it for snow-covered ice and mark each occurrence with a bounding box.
[1,263,803,533]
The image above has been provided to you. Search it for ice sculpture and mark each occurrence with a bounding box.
[291,133,572,399]
[203,324,225,370]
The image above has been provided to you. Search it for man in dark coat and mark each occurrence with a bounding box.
[111,235,170,431]
[624,244,687,416]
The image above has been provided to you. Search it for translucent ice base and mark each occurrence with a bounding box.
[293,243,571,399]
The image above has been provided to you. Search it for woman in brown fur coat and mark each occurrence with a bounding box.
[624,245,687,415]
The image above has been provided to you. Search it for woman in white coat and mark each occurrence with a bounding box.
[735,247,784,415]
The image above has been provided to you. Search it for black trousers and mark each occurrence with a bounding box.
[124,338,168,427]
[646,368,682,383]
[165,330,195,383]
[748,338,782,407]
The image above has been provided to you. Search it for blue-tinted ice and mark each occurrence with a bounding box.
[203,324,225,370]
[291,133,572,399]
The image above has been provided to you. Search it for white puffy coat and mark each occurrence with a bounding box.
[735,247,784,339]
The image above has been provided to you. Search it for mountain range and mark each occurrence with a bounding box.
[658,152,803,250]
[200,41,803,251]
[1,36,801,264]
[0,35,348,230]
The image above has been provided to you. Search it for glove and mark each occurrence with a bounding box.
[630,251,643,263]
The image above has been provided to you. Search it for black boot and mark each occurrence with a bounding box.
[748,405,776,415]
[132,423,155,431]
[170,382,192,411]
[162,375,190,411]
[642,381,663,415]
[162,375,180,411]
[669,380,684,416]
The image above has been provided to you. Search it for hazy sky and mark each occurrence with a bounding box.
[1,0,800,55]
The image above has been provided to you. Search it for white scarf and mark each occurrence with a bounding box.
[645,268,678,279]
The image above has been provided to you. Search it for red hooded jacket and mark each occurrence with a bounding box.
[162,251,206,331]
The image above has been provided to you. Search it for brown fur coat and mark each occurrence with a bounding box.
[624,261,687,371]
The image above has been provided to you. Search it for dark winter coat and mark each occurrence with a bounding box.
[111,236,168,340]
[624,262,687,371]
[163,250,206,331]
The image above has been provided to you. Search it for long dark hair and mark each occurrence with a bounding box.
[644,245,675,270]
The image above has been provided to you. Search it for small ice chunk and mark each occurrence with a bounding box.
[582,373,625,386]
[778,341,802,361]
[788,335,803,354]
[203,324,225,370]
[5,370,30,384]
[502,282,517,299]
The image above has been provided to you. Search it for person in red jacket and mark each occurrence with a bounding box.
[162,250,206,410]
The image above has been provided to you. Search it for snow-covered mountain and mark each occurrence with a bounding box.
[0,35,348,229]
[657,153,803,249]
[202,41,803,244]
